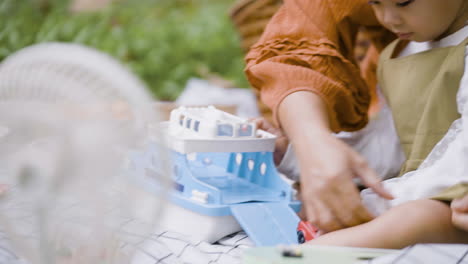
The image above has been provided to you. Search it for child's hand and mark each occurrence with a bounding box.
[250,117,289,165]
[451,194,468,231]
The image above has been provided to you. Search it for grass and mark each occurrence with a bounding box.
[0,0,248,100]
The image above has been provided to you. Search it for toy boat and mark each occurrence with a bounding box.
[127,106,301,246]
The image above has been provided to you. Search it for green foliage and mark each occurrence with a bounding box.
[0,0,248,100]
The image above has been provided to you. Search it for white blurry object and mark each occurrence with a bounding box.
[0,43,169,264]
[176,78,260,118]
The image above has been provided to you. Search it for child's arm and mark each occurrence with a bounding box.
[307,199,468,249]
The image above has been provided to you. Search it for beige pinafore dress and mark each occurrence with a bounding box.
[378,37,468,200]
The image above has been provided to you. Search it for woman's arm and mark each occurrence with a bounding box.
[244,0,395,232]
[279,91,392,232]
[244,0,383,131]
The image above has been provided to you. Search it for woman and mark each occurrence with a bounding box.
[245,0,396,232]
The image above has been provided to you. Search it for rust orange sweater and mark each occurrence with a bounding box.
[245,0,395,132]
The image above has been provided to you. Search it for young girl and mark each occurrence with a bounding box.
[259,0,468,248]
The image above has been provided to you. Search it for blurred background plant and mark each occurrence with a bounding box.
[0,0,248,100]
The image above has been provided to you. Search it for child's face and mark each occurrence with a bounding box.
[369,0,466,42]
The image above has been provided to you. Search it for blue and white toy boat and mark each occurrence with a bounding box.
[127,106,301,246]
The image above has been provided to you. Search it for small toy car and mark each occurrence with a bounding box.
[297,221,319,244]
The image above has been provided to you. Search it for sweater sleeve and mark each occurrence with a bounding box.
[245,0,392,132]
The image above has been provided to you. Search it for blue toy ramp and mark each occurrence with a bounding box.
[230,202,300,246]
[196,175,285,204]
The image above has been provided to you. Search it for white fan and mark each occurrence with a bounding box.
[0,43,169,264]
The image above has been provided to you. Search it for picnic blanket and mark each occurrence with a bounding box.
[1,183,467,264]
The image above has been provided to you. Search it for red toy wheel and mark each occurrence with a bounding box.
[297,221,319,243]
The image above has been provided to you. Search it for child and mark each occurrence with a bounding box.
[258,0,468,248]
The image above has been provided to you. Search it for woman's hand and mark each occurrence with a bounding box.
[451,194,468,231]
[296,131,393,233]
[250,117,289,165]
